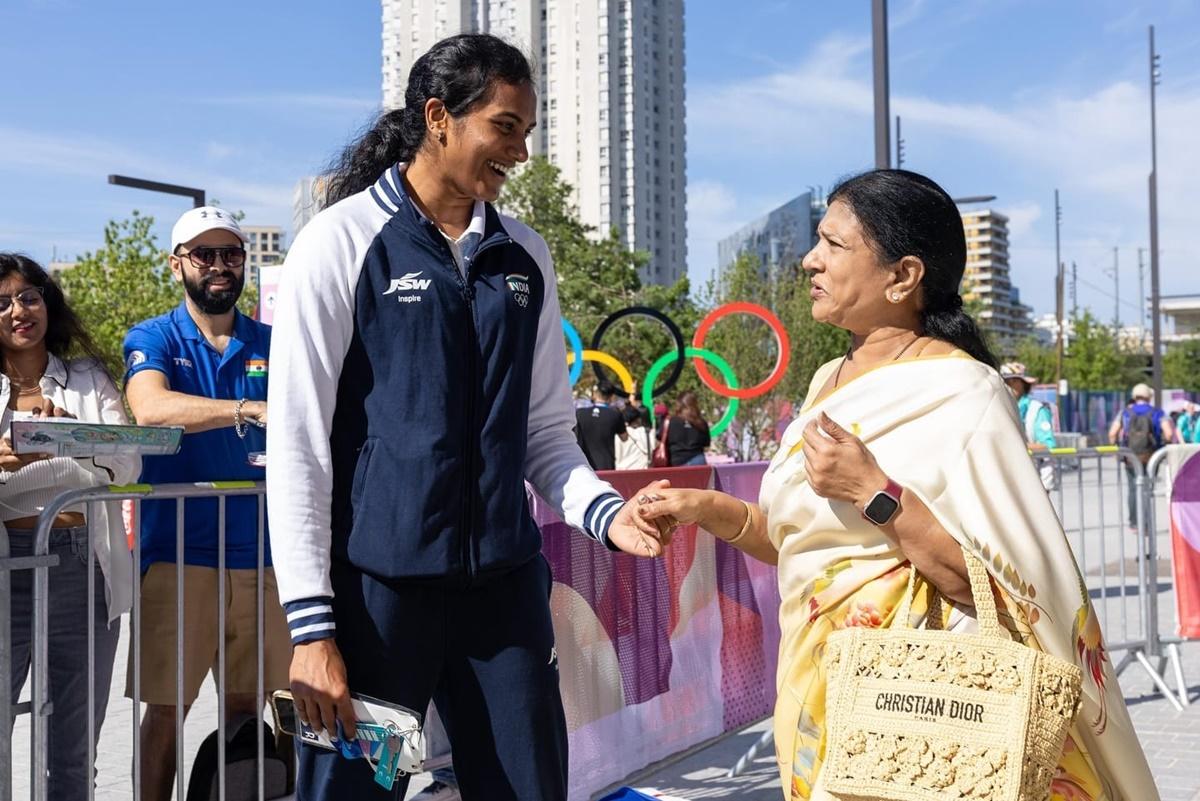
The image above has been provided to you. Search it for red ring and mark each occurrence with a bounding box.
[690,302,790,399]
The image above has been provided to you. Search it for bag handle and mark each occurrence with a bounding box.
[892,547,1004,640]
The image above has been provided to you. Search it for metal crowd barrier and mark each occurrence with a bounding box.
[0,481,270,801]
[1042,446,1183,710]
[5,450,1195,794]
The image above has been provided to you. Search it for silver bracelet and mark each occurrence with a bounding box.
[234,398,247,439]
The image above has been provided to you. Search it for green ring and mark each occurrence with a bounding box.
[642,347,740,437]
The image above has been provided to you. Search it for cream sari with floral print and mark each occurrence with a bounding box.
[759,354,1158,801]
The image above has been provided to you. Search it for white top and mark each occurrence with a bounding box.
[614,426,652,471]
[0,355,141,621]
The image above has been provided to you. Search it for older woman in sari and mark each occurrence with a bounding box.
[638,170,1157,801]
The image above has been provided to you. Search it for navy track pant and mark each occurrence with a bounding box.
[295,554,568,800]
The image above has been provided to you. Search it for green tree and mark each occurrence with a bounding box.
[1064,310,1141,391]
[502,157,697,402]
[1013,337,1057,385]
[60,211,258,379]
[1164,339,1200,392]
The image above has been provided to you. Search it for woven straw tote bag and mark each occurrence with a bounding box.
[821,547,1083,801]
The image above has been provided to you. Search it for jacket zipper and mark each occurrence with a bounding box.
[427,227,511,584]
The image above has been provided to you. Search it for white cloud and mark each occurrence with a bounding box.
[206,142,237,161]
[999,202,1042,241]
[686,180,740,290]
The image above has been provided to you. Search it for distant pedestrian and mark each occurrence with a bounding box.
[615,403,652,470]
[666,391,711,467]
[575,382,627,470]
[1000,362,1057,490]
[1176,402,1198,444]
[1108,383,1174,532]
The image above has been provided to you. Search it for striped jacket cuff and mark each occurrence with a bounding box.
[584,493,625,552]
[283,597,336,645]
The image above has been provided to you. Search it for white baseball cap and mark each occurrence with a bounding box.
[170,206,247,253]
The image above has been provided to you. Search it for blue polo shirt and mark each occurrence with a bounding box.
[123,302,270,572]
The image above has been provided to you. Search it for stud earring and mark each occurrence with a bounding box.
[891,292,901,302]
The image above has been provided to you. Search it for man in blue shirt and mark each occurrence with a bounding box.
[122,207,290,801]
[1108,383,1176,532]
[1001,362,1058,490]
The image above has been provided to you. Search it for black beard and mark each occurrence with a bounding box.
[182,270,243,315]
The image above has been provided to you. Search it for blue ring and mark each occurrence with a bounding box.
[562,317,584,385]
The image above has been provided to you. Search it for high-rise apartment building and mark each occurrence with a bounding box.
[960,208,1033,345]
[242,225,285,286]
[380,0,686,285]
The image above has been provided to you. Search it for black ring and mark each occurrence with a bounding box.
[590,306,686,399]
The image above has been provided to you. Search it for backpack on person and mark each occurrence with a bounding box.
[186,717,290,801]
[1124,407,1160,463]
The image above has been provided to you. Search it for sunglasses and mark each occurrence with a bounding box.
[177,246,247,270]
[0,287,45,314]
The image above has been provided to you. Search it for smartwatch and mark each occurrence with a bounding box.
[862,478,903,526]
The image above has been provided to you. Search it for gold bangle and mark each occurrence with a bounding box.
[725,500,755,544]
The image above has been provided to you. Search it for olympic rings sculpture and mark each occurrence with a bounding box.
[643,347,740,436]
[561,302,790,435]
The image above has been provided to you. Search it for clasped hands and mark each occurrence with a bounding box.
[626,412,888,544]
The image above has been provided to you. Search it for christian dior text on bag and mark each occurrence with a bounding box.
[821,547,1083,801]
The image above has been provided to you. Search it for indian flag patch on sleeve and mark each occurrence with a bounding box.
[245,359,268,378]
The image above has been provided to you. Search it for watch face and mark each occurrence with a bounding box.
[864,492,900,525]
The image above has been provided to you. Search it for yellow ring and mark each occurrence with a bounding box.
[566,349,635,395]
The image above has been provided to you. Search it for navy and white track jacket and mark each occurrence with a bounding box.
[266,164,625,644]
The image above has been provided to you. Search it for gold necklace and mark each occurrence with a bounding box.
[6,374,43,397]
[833,336,921,388]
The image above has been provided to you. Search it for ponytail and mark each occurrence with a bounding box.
[322,107,425,208]
[321,34,534,209]
[920,293,998,370]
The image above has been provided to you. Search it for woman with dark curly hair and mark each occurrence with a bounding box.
[0,252,140,799]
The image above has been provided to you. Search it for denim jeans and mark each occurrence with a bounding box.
[7,525,120,800]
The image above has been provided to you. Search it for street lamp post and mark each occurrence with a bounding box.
[107,175,206,208]
[1147,25,1163,402]
[1054,189,1064,391]
[872,0,890,168]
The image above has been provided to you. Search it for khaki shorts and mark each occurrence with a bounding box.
[126,563,291,706]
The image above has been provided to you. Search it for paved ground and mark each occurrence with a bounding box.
[7,457,1199,800]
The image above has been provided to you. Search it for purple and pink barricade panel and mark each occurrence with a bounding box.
[533,462,779,800]
[1169,450,1200,638]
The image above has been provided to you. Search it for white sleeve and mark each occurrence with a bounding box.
[266,214,364,605]
[518,231,621,532]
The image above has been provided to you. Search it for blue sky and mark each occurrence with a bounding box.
[2,0,1198,323]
